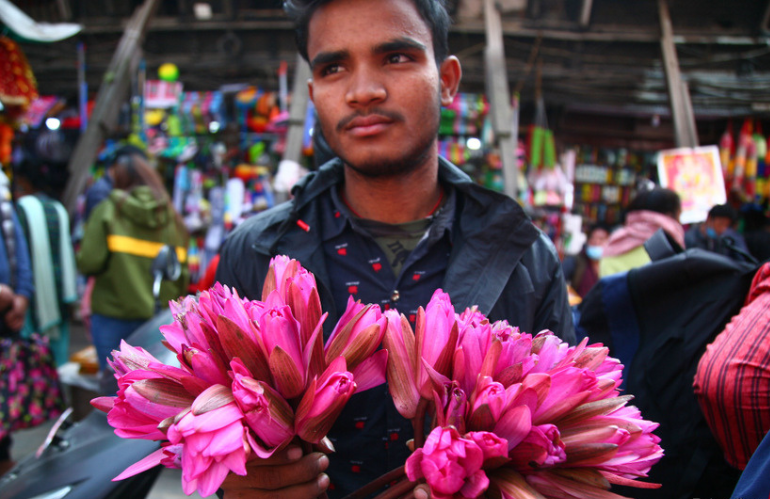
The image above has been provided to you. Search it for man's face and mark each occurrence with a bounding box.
[306,0,460,178]
[708,216,732,236]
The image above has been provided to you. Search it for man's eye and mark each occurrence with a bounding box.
[320,64,342,76]
[386,53,410,64]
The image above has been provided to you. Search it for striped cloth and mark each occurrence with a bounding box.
[693,262,770,470]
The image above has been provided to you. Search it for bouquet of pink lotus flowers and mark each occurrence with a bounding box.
[93,256,663,499]
[91,256,389,496]
[356,289,664,499]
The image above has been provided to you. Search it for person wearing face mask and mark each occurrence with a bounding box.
[563,223,610,298]
[685,204,751,262]
[599,187,685,278]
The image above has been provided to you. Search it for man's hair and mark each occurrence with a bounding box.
[283,0,452,64]
[708,203,737,223]
[626,187,681,219]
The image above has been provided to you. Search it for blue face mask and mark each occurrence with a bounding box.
[586,245,603,260]
[706,227,717,239]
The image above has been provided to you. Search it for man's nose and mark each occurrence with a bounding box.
[345,66,387,106]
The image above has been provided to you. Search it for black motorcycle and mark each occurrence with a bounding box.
[0,246,184,499]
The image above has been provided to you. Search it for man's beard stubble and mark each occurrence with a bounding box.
[326,100,442,179]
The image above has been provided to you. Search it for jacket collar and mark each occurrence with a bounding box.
[255,157,540,315]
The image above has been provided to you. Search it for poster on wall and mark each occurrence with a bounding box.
[657,145,726,224]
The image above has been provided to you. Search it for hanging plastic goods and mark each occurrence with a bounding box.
[754,123,767,180]
[745,139,758,198]
[732,119,753,190]
[719,121,734,178]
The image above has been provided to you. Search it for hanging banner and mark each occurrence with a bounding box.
[144,80,183,109]
[657,145,726,224]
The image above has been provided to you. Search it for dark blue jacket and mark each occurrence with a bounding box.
[216,157,574,342]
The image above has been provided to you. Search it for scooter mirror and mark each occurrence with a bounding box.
[151,245,182,299]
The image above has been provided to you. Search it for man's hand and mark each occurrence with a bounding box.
[0,284,13,312]
[221,445,330,499]
[5,294,28,332]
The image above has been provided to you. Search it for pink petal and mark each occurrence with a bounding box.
[113,448,166,481]
[494,405,532,451]
[351,349,388,392]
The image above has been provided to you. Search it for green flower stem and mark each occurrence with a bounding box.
[412,399,429,449]
[340,465,407,499]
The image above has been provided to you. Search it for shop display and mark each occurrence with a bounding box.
[719,118,770,205]
[570,146,650,226]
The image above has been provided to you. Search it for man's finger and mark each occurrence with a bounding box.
[413,484,430,499]
[224,473,330,499]
[222,452,329,491]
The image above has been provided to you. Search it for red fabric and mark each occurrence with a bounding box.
[693,262,770,470]
[193,254,220,293]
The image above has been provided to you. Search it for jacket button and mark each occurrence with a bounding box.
[391,290,400,302]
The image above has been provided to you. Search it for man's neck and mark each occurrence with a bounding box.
[341,162,442,225]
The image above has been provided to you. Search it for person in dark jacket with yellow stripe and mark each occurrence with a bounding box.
[77,152,189,372]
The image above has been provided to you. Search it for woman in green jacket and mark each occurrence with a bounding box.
[77,152,189,371]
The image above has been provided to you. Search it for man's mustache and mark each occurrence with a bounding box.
[336,109,405,133]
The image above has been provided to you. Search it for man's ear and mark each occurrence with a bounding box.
[307,78,315,103]
[439,55,462,106]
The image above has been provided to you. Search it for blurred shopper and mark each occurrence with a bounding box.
[79,145,148,335]
[742,206,770,263]
[14,157,78,367]
[0,169,33,475]
[694,262,770,470]
[600,187,684,277]
[83,145,147,220]
[77,152,189,372]
[562,223,610,298]
[685,203,751,262]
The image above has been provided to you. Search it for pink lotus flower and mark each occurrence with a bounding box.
[406,426,491,499]
[262,255,325,376]
[509,423,567,469]
[166,385,254,497]
[99,370,194,441]
[433,381,469,435]
[383,309,422,419]
[325,297,387,372]
[415,290,459,399]
[295,356,357,443]
[230,358,295,458]
[259,303,311,399]
[467,431,509,465]
[467,376,510,431]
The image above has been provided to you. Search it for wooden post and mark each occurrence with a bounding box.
[484,0,518,199]
[658,0,698,147]
[56,0,72,21]
[62,0,160,213]
[579,0,593,28]
[283,54,311,165]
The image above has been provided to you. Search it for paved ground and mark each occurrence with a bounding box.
[10,319,215,499]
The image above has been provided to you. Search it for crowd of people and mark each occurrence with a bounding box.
[0,1,769,498]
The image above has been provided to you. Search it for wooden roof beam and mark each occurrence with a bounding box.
[579,0,593,28]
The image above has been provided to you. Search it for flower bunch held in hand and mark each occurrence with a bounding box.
[377,289,663,499]
[91,256,388,497]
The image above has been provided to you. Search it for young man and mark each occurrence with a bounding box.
[216,0,574,496]
[684,203,751,262]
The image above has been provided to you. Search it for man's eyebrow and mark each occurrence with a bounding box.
[310,50,349,70]
[374,38,427,55]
